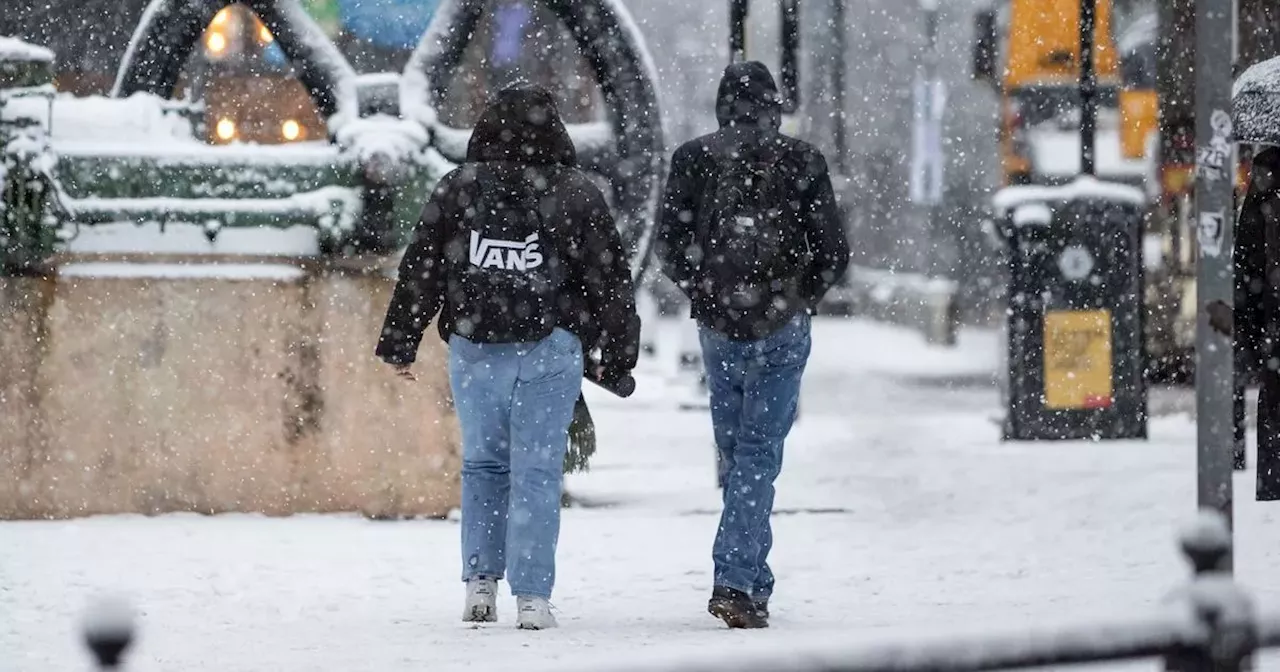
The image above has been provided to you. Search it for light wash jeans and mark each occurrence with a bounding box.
[698,312,811,600]
[449,327,582,600]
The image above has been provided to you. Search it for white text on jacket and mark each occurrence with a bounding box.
[469,231,545,271]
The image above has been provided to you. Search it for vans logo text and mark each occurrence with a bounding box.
[469,231,544,271]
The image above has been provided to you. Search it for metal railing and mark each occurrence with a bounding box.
[79,511,1278,672]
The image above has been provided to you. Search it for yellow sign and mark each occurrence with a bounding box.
[1043,310,1113,410]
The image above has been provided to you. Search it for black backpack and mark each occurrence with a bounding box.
[445,168,563,343]
[697,148,803,310]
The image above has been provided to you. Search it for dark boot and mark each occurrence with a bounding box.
[708,586,768,629]
[754,599,769,620]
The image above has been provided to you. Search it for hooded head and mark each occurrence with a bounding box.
[466,85,577,166]
[715,61,783,130]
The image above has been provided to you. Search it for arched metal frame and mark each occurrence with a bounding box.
[112,0,357,122]
[402,0,666,274]
[110,0,664,279]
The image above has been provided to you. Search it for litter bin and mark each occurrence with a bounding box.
[993,178,1149,441]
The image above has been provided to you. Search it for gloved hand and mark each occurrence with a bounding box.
[597,315,641,384]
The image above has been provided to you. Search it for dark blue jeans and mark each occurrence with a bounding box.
[698,312,811,600]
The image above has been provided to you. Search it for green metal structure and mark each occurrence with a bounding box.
[0,0,665,276]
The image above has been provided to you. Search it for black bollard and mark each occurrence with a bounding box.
[1166,511,1257,672]
[83,596,135,670]
[1178,509,1233,575]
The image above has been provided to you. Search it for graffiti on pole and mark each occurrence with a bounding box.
[1196,109,1234,182]
[1198,209,1226,257]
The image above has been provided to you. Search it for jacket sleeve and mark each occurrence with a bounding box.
[375,174,457,367]
[799,151,851,309]
[656,143,707,295]
[1235,189,1268,369]
[575,181,641,377]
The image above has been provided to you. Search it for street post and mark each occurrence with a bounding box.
[1194,0,1237,568]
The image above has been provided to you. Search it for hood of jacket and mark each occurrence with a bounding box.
[715,61,782,130]
[466,85,577,166]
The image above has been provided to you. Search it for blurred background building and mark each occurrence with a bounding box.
[7,0,1277,328]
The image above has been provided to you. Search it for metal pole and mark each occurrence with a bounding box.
[779,0,801,114]
[730,0,748,63]
[1195,0,1237,570]
[1079,0,1097,176]
[925,0,941,278]
[831,0,848,175]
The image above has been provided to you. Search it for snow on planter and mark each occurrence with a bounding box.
[59,262,307,281]
[0,36,54,64]
[335,114,432,181]
[993,176,1149,218]
[64,222,323,257]
[65,185,363,241]
[37,93,200,145]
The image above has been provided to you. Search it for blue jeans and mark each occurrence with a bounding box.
[698,312,811,600]
[449,327,583,600]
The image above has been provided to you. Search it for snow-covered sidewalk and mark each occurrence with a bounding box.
[3,318,1279,671]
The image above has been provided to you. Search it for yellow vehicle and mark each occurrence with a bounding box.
[972,0,1155,188]
[972,1,1202,379]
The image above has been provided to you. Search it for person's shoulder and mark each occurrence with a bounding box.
[555,166,602,190]
[673,134,718,161]
[552,167,610,206]
[776,135,827,164]
[436,163,483,192]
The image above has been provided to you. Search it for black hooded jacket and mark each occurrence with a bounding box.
[657,61,851,340]
[376,86,640,377]
[1234,146,1280,500]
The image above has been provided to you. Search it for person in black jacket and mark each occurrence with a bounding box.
[656,61,850,629]
[377,85,640,630]
[1235,145,1280,502]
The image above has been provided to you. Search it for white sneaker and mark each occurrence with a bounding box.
[462,578,498,623]
[516,596,557,630]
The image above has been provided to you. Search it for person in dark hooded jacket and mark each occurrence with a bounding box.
[1235,145,1280,501]
[376,85,640,629]
[656,61,850,629]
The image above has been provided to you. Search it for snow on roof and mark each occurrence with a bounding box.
[993,176,1148,217]
[0,36,54,63]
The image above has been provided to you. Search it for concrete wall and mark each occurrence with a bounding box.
[0,261,460,519]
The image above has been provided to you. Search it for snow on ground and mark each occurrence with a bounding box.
[3,317,1280,671]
